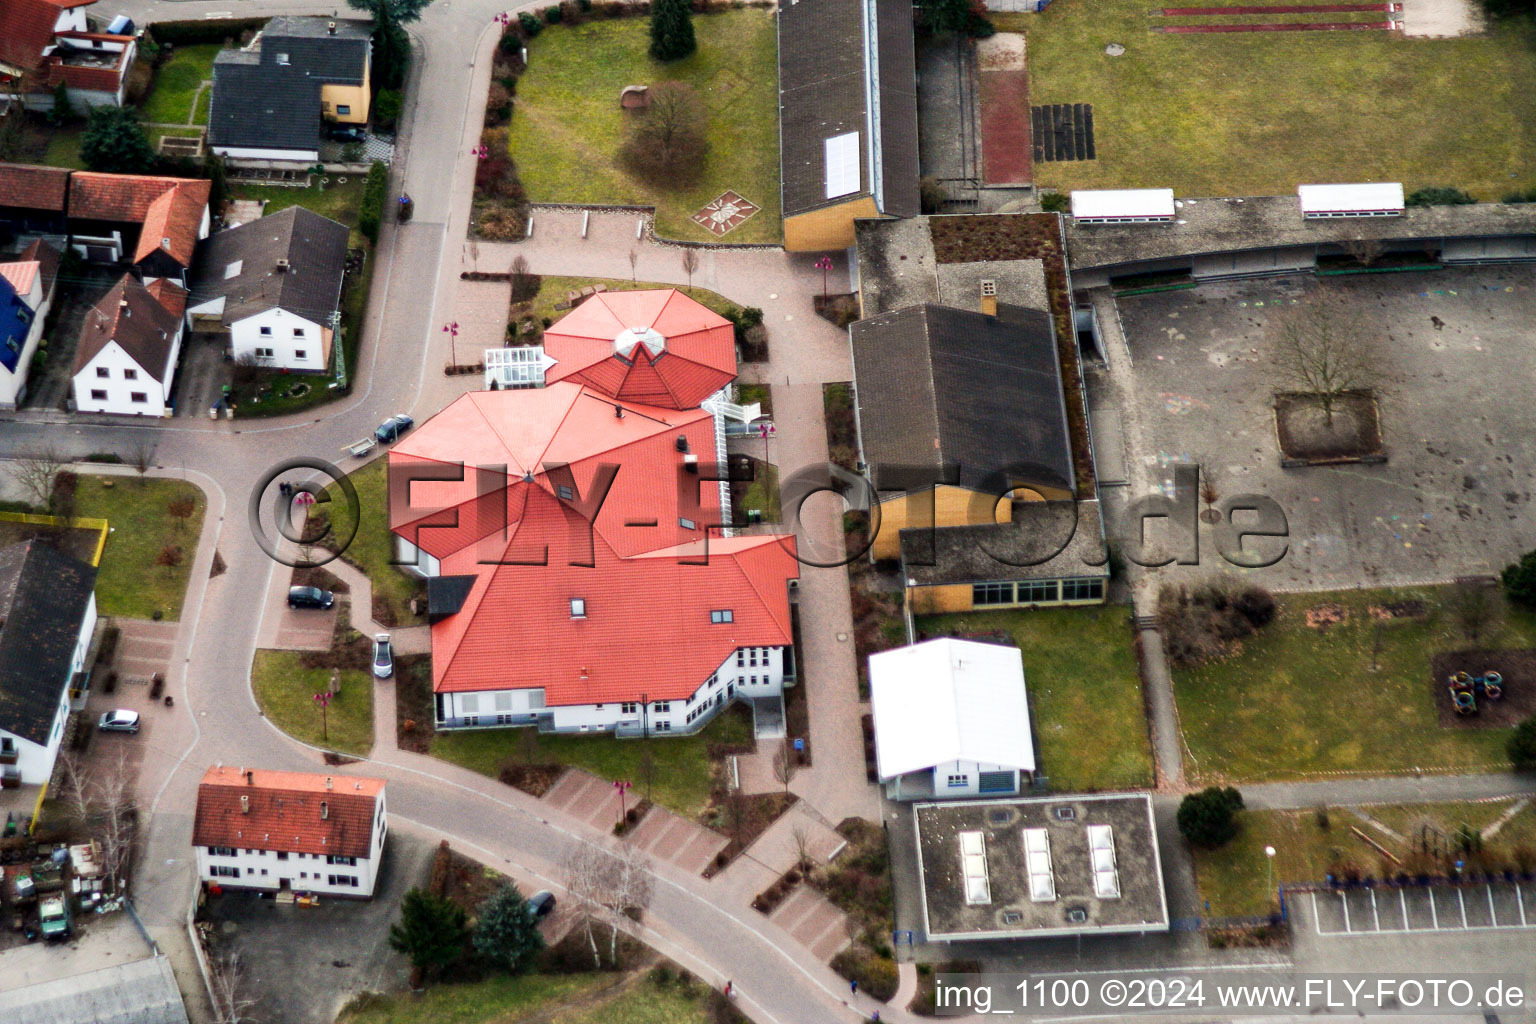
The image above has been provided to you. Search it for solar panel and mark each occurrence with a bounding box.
[824,132,861,200]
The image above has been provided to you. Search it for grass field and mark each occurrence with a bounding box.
[432,705,752,818]
[251,649,374,755]
[526,276,744,327]
[72,475,206,620]
[507,11,781,243]
[138,44,220,125]
[916,605,1154,792]
[1008,3,1536,198]
[1173,586,1536,782]
[231,178,364,237]
[1193,799,1536,916]
[338,972,724,1024]
[318,458,423,627]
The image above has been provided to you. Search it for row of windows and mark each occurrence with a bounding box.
[254,346,308,360]
[208,865,358,886]
[207,846,354,864]
[95,366,137,380]
[971,578,1105,607]
[947,774,969,788]
[257,326,308,337]
[735,647,773,668]
[88,389,149,403]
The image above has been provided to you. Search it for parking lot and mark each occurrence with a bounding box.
[1308,882,1536,937]
[1108,267,1536,591]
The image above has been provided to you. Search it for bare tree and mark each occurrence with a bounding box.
[509,254,538,303]
[168,495,196,532]
[601,844,653,964]
[563,843,611,969]
[12,447,68,512]
[681,248,699,292]
[517,725,539,766]
[637,743,656,803]
[93,747,136,891]
[56,750,97,827]
[156,544,184,576]
[618,81,708,183]
[208,951,258,1024]
[231,351,262,388]
[1199,463,1220,524]
[127,438,155,478]
[468,237,480,272]
[1449,580,1503,644]
[772,740,796,795]
[628,249,638,284]
[1265,292,1387,427]
[1341,236,1385,268]
[563,842,654,968]
[790,823,813,873]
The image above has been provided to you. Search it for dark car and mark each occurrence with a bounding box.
[374,414,414,444]
[327,125,367,144]
[288,585,335,610]
[528,891,556,919]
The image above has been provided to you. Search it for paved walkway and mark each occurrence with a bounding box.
[625,804,730,876]
[767,886,854,962]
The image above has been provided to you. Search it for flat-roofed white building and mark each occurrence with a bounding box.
[1070,189,1176,224]
[1298,182,1405,219]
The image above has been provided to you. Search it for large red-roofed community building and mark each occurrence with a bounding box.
[391,288,796,738]
[193,766,388,899]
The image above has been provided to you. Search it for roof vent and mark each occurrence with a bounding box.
[1066,906,1088,924]
[327,20,337,33]
[675,435,689,453]
[320,800,329,820]
[240,795,250,814]
[980,279,998,296]
[325,776,333,790]
[614,404,624,418]
[276,259,290,273]
[1001,910,1022,925]
[988,808,1013,825]
[1053,806,1076,821]
[245,769,253,785]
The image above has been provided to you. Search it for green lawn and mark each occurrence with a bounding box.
[251,649,374,755]
[526,276,744,328]
[1009,4,1536,198]
[508,11,782,243]
[318,458,423,627]
[72,475,206,621]
[231,178,365,239]
[42,127,85,169]
[338,973,610,1024]
[1193,799,1536,916]
[1174,586,1536,782]
[432,706,752,818]
[138,44,221,125]
[916,606,1154,792]
[553,979,722,1024]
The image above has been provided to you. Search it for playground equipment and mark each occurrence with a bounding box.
[1445,670,1506,715]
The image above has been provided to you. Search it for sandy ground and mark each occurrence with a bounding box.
[1400,0,1483,37]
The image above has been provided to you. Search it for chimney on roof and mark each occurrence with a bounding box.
[276,259,290,273]
[980,279,998,318]
[245,769,253,785]
[321,801,329,820]
[325,776,333,790]
[161,237,171,250]
[240,794,250,814]
[614,404,623,418]
[328,20,337,33]
[675,435,689,453]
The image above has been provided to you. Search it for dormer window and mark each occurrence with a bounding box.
[557,484,574,501]
[710,610,733,624]
[276,52,290,65]
[570,598,586,619]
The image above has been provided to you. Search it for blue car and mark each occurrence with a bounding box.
[375,414,414,444]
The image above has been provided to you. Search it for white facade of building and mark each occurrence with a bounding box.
[227,307,329,373]
[1,593,96,785]
[436,644,788,736]
[0,272,52,410]
[72,330,183,417]
[194,789,388,898]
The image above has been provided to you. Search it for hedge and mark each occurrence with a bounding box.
[358,159,389,245]
[148,18,269,46]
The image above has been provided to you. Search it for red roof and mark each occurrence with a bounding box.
[192,766,385,859]
[0,0,58,73]
[542,289,736,409]
[0,163,70,212]
[16,238,60,297]
[68,173,211,225]
[133,182,206,267]
[39,0,98,9]
[145,278,188,320]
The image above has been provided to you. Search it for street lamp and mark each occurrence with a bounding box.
[1265,845,1277,899]
[613,779,632,825]
[814,255,833,301]
[442,321,460,368]
[757,421,775,467]
[313,691,332,743]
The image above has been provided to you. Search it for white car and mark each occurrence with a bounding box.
[98,709,140,734]
[373,633,394,680]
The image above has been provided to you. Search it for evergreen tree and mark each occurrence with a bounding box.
[80,106,156,174]
[347,0,436,90]
[1177,786,1245,848]
[1502,550,1536,610]
[472,883,545,974]
[649,0,696,62]
[1510,717,1536,772]
[388,887,467,983]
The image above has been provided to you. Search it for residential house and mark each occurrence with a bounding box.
[71,272,186,415]
[0,162,70,239]
[0,540,98,788]
[776,0,919,252]
[66,172,211,283]
[390,384,800,737]
[208,16,373,166]
[870,638,1035,801]
[187,205,349,373]
[192,766,388,898]
[0,237,61,407]
[0,0,137,111]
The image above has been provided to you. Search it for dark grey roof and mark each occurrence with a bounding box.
[428,575,476,623]
[0,541,96,746]
[777,0,919,219]
[851,302,1075,496]
[207,17,370,152]
[189,206,349,326]
[900,500,1108,586]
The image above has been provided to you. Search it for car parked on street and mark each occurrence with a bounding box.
[98,709,140,733]
[288,586,335,610]
[374,414,414,444]
[373,633,393,679]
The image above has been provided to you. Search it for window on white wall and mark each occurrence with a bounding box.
[130,392,147,403]
[259,326,272,336]
[294,350,307,360]
[90,389,107,400]
[123,368,137,380]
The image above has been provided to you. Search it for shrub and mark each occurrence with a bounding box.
[1178,786,1244,848]
[358,159,389,245]
[1406,186,1476,208]
[830,948,899,1001]
[486,83,512,126]
[1158,581,1275,666]
[519,10,543,34]
[374,89,403,132]
[80,105,156,174]
[1509,716,1536,772]
[1039,191,1070,214]
[545,2,564,22]
[919,176,948,214]
[1502,550,1536,609]
[1502,187,1536,204]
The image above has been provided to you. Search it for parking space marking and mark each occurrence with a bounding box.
[1429,887,1439,929]
[1398,889,1408,930]
[1521,884,1528,927]
[1370,889,1380,931]
[1313,884,1536,936]
[1458,887,1468,927]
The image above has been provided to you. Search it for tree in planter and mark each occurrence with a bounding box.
[80,105,156,174]
[1502,550,1536,610]
[1177,786,1244,848]
[1265,290,1388,428]
[649,0,696,62]
[619,81,707,185]
[473,883,544,974]
[389,887,468,985]
[1509,716,1536,772]
[772,740,796,795]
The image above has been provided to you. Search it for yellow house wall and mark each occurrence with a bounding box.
[907,584,974,615]
[871,484,1071,561]
[783,196,879,252]
[320,56,371,123]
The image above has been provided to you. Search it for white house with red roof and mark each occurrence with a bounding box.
[399,288,795,738]
[192,766,388,898]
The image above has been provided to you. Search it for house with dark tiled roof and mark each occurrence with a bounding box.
[208,16,373,166]
[0,162,70,237]
[71,272,186,415]
[193,766,387,898]
[776,0,919,251]
[66,172,211,283]
[0,237,61,407]
[187,205,349,372]
[0,0,138,111]
[0,540,98,788]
